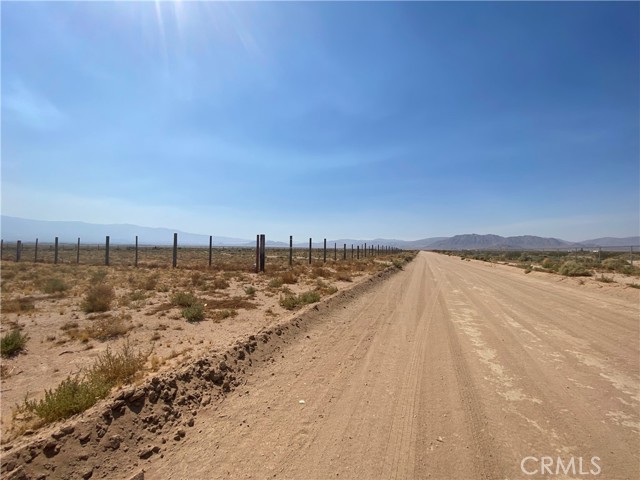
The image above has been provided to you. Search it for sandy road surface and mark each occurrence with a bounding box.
[148,252,639,480]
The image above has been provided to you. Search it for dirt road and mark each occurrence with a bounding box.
[148,252,639,480]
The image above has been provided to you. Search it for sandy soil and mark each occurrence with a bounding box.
[148,251,639,480]
[0,255,387,440]
[1,251,638,479]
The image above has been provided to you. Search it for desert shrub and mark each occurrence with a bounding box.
[62,315,131,342]
[601,257,631,274]
[88,341,148,387]
[597,275,615,283]
[281,271,298,284]
[392,259,404,270]
[1,330,28,357]
[311,267,331,279]
[129,290,146,302]
[88,315,131,340]
[299,290,321,304]
[182,303,205,322]
[90,270,108,283]
[143,274,159,291]
[212,309,238,321]
[315,280,338,295]
[23,375,106,423]
[23,342,147,423]
[42,278,68,294]
[559,261,591,277]
[279,290,321,310]
[268,278,284,288]
[279,295,298,310]
[205,296,257,310]
[244,286,256,296]
[170,291,198,307]
[191,272,205,288]
[211,278,229,290]
[2,296,35,313]
[629,283,640,289]
[82,284,115,313]
[335,272,352,282]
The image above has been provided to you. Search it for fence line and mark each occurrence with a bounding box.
[0,233,403,270]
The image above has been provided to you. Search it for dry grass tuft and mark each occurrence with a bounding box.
[61,314,131,342]
[211,309,238,321]
[2,296,36,314]
[82,283,115,313]
[205,296,257,310]
[279,290,321,310]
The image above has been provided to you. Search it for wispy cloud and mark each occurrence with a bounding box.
[2,81,67,130]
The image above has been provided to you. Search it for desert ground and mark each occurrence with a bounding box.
[1,251,639,479]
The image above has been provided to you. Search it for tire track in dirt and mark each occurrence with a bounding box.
[144,251,638,480]
[9,252,636,479]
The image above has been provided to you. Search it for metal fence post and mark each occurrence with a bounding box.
[171,233,177,268]
[260,234,266,272]
[209,235,213,268]
[323,238,327,263]
[289,235,293,266]
[135,236,139,267]
[16,241,21,262]
[105,236,110,266]
[309,238,312,265]
[343,243,346,260]
[34,238,38,262]
[54,237,59,264]
[77,237,81,264]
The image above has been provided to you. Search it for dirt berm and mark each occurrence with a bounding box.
[0,264,406,480]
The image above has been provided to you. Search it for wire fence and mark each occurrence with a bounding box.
[0,235,402,272]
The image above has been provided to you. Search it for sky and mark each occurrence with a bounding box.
[2,1,639,242]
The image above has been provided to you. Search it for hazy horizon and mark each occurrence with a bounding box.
[2,214,639,245]
[2,2,639,241]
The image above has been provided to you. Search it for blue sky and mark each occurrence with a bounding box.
[2,1,638,242]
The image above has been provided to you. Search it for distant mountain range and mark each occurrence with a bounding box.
[0,216,247,246]
[0,216,637,250]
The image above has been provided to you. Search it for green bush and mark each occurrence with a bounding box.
[559,261,591,277]
[279,290,321,310]
[170,291,198,307]
[601,257,631,274]
[42,278,68,294]
[25,376,105,423]
[182,303,205,322]
[82,284,115,313]
[1,330,28,357]
[23,342,147,423]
